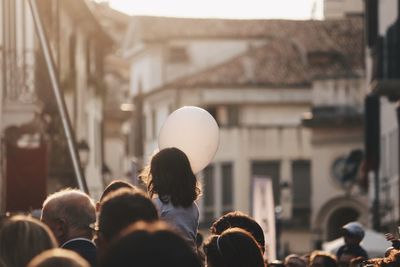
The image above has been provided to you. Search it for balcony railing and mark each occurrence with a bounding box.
[2,0,37,104]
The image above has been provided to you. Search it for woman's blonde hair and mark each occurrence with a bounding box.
[28,248,90,267]
[0,215,57,267]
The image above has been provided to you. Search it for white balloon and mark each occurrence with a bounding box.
[158,106,219,174]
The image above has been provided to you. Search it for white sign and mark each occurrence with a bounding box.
[252,176,277,261]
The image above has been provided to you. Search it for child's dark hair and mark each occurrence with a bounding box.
[147,147,201,208]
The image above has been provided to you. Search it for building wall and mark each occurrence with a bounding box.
[85,97,103,199]
[105,137,126,179]
[365,0,400,228]
[130,46,164,95]
[57,9,105,198]
[308,75,367,242]
[125,18,365,255]
[379,98,399,226]
[2,0,37,131]
[140,85,313,254]
[324,0,363,19]
[310,128,366,225]
[214,125,312,214]
[129,39,266,96]
[312,79,365,110]
[164,39,264,83]
[378,0,398,35]
[281,230,313,255]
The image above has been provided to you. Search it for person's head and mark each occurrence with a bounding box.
[284,254,307,267]
[0,215,57,267]
[41,188,96,245]
[145,147,200,208]
[386,247,396,257]
[27,248,90,267]
[100,221,201,267]
[348,256,365,267]
[342,222,365,245]
[97,180,136,210]
[210,211,265,253]
[363,250,400,267]
[204,227,264,267]
[97,188,159,258]
[310,251,338,267]
[269,260,285,267]
[338,252,363,267]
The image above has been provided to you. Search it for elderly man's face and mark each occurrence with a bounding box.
[41,204,63,245]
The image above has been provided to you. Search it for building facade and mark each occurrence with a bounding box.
[0,0,112,210]
[365,0,400,231]
[324,0,364,19]
[124,15,365,255]
[91,2,133,183]
[302,1,368,245]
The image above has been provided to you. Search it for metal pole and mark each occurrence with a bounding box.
[28,0,89,193]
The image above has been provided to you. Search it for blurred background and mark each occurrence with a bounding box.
[0,0,398,259]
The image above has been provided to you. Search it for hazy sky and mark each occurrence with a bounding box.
[105,0,324,20]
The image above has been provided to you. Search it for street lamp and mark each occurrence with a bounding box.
[77,140,90,168]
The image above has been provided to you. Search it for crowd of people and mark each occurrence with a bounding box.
[0,147,399,267]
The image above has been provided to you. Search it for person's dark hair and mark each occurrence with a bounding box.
[210,211,265,253]
[0,215,57,267]
[310,251,337,267]
[204,227,264,267]
[100,221,201,267]
[27,248,90,267]
[99,180,136,203]
[98,188,158,241]
[146,147,201,207]
[284,254,307,267]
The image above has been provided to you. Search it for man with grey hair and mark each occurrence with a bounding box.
[41,188,97,267]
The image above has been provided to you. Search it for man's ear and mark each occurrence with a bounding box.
[54,218,68,244]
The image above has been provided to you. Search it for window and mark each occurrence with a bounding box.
[206,106,239,127]
[291,160,311,227]
[200,162,235,227]
[222,163,234,214]
[202,165,215,224]
[217,106,239,127]
[251,161,281,205]
[206,106,218,123]
[168,46,189,64]
[227,106,239,126]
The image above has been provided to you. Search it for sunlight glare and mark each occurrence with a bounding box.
[105,0,324,20]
